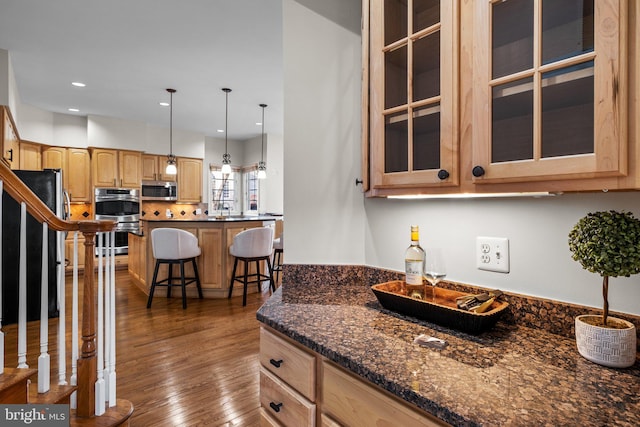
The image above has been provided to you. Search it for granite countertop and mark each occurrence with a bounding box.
[141,215,280,222]
[257,280,640,427]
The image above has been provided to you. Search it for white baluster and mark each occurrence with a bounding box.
[108,230,117,406]
[17,202,28,368]
[57,227,67,385]
[70,231,79,409]
[95,232,106,415]
[0,180,4,374]
[104,232,111,401]
[38,222,50,393]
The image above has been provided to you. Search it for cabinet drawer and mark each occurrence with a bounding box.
[260,327,316,401]
[260,368,315,427]
[260,407,283,427]
[322,361,449,427]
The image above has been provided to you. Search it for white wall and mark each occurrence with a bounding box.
[0,49,20,119]
[283,0,365,264]
[264,133,284,214]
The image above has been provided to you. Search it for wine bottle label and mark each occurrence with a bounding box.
[405,261,423,285]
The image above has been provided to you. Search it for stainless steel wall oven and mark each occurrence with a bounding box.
[94,188,140,255]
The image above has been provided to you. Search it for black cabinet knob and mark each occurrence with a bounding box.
[269,358,283,368]
[472,166,485,177]
[270,402,283,413]
[437,169,449,180]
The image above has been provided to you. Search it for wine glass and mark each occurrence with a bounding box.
[424,248,446,302]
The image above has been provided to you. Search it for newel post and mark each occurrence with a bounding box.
[77,229,97,418]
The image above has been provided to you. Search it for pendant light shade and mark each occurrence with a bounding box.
[165,88,177,175]
[257,103,267,179]
[221,88,232,174]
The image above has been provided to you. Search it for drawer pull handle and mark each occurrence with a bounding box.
[269,358,283,368]
[270,402,283,413]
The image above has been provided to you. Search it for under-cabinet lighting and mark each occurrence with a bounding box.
[388,192,559,199]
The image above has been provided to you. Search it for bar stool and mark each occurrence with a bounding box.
[228,227,275,306]
[272,232,284,285]
[147,228,203,309]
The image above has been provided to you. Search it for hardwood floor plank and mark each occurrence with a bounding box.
[3,269,270,426]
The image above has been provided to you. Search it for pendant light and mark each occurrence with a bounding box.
[165,88,177,175]
[257,103,267,179]
[221,88,232,174]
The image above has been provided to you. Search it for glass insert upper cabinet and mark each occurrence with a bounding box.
[471,0,627,183]
[368,0,459,190]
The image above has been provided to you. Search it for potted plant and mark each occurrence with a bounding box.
[568,210,639,368]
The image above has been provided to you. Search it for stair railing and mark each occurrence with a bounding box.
[0,158,117,418]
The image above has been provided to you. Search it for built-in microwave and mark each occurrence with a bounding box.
[141,180,178,201]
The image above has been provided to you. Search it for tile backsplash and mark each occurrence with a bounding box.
[141,201,209,219]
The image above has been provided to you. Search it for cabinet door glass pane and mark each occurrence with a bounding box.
[542,0,594,65]
[385,46,408,109]
[385,0,408,45]
[492,78,534,163]
[541,62,594,158]
[413,32,440,101]
[413,105,440,170]
[385,112,408,173]
[413,0,440,33]
[492,0,534,79]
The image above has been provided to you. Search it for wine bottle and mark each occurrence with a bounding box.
[405,225,425,286]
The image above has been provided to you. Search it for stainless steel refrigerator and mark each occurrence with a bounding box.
[2,169,66,324]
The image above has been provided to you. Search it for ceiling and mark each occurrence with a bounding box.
[0,0,283,141]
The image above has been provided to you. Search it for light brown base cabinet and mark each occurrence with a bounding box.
[259,327,449,427]
[128,219,274,299]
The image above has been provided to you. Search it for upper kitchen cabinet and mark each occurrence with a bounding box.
[141,153,176,182]
[43,146,92,202]
[177,157,202,203]
[366,0,459,194]
[1,106,20,169]
[364,0,640,195]
[19,140,42,170]
[91,148,141,188]
[470,0,627,185]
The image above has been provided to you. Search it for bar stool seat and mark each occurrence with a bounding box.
[147,228,203,309]
[228,227,275,306]
[272,232,284,285]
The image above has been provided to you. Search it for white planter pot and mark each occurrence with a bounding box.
[575,315,637,368]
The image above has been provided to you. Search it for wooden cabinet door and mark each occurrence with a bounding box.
[67,148,91,202]
[118,150,141,188]
[43,146,69,189]
[197,228,223,289]
[368,0,459,191]
[19,141,42,170]
[470,0,626,184]
[92,148,119,187]
[141,154,159,181]
[2,107,20,169]
[177,157,202,202]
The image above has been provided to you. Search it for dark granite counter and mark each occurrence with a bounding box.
[257,277,640,427]
[141,215,280,223]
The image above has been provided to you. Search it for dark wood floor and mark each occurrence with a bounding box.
[4,269,272,427]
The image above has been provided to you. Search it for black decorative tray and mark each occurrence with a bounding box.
[371,281,509,334]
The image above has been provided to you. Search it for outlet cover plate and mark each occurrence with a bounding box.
[476,236,510,273]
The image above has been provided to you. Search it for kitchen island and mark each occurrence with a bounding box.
[129,216,278,299]
[257,272,640,426]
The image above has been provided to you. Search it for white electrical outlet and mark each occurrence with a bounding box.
[476,237,510,273]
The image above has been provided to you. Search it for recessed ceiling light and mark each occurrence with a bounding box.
[256,122,262,126]
[71,82,86,87]
[159,102,170,107]
[68,108,80,112]
[217,129,224,133]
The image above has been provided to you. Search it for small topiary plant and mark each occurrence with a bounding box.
[568,210,640,326]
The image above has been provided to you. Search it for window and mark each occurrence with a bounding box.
[209,166,240,216]
[243,166,260,215]
[209,165,265,216]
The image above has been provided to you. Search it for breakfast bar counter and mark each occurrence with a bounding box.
[256,272,640,426]
[128,216,278,299]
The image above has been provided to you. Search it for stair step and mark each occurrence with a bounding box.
[0,367,38,404]
[70,399,134,427]
[29,383,77,404]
